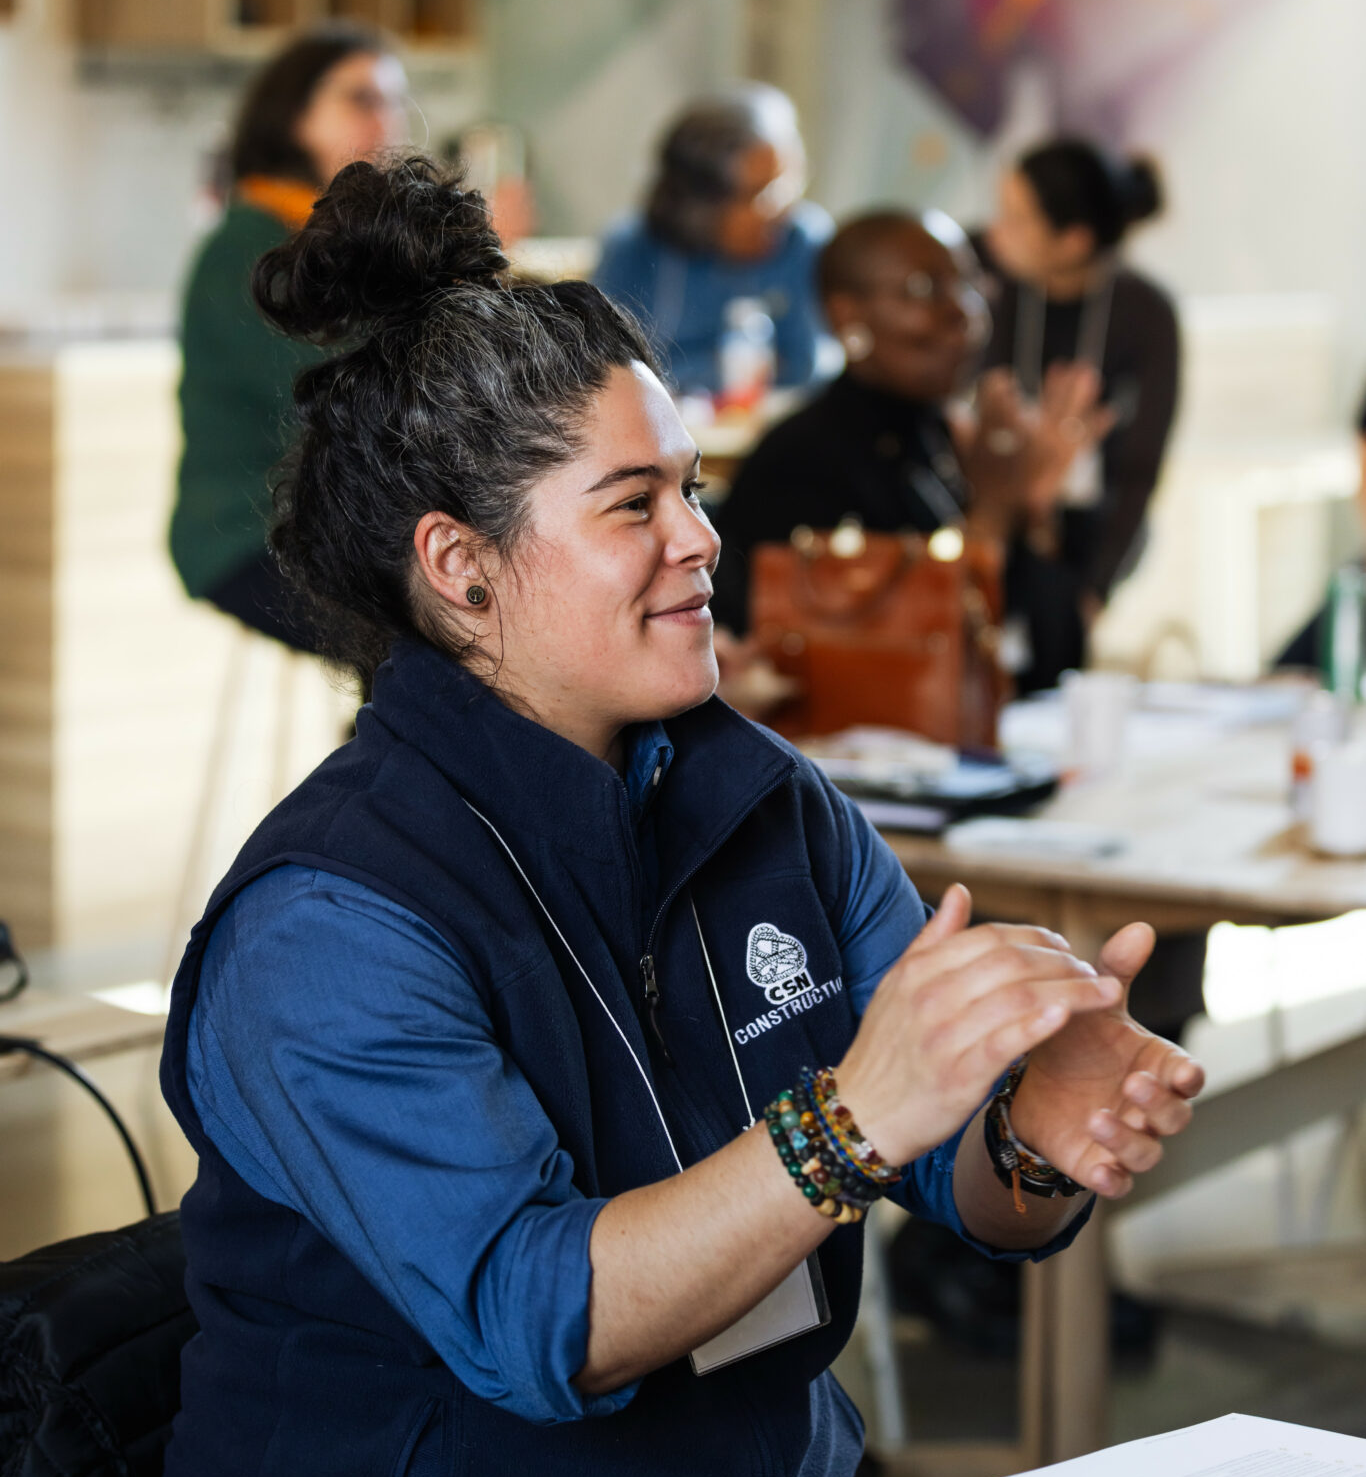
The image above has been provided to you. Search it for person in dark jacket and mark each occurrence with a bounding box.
[711,208,1112,693]
[160,156,1203,1476]
[169,22,408,649]
[976,137,1180,628]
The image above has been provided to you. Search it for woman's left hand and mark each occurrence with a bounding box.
[1009,921,1205,1199]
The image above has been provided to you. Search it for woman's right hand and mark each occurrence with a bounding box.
[834,883,1123,1166]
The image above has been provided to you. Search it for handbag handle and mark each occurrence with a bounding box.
[789,533,925,623]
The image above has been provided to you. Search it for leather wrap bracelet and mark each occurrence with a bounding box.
[984,1059,1086,1214]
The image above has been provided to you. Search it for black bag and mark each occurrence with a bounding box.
[0,1213,195,1476]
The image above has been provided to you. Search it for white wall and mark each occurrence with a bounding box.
[1124,0,1366,419]
[484,0,743,237]
[0,0,486,307]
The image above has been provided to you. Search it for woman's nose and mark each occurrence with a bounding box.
[671,497,721,567]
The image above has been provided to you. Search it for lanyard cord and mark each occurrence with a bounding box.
[909,458,970,530]
[463,799,685,1174]
[690,895,756,1130]
[1013,267,1116,398]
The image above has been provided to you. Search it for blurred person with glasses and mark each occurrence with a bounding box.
[168,23,409,651]
[595,84,833,398]
[710,209,1110,696]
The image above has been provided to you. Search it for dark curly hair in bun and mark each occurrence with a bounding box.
[1019,138,1163,254]
[252,154,656,689]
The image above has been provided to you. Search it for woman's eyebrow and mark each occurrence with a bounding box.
[582,449,701,494]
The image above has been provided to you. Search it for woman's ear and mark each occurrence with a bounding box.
[413,511,485,607]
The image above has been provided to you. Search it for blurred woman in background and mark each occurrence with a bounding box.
[976,137,1180,645]
[595,83,832,396]
[710,208,1111,695]
[168,23,408,649]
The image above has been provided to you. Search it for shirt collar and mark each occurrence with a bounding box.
[623,720,674,824]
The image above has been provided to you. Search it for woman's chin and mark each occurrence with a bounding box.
[648,658,720,719]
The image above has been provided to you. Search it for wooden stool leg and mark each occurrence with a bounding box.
[1020,1204,1110,1466]
[160,628,250,985]
[1021,899,1112,1466]
[860,1202,909,1452]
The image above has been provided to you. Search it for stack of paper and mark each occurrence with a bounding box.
[1020,1414,1366,1475]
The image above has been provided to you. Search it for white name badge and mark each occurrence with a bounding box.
[689,1254,830,1376]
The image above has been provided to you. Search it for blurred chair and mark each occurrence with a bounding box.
[161,624,305,986]
[0,1212,193,1477]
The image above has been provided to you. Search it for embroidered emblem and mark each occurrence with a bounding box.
[746,922,815,1005]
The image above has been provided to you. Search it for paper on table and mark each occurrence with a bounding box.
[944,816,1126,861]
[853,798,949,833]
[1017,1414,1366,1476]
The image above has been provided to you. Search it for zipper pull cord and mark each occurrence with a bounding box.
[640,954,675,1066]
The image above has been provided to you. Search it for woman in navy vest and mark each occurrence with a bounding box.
[160,155,1203,1477]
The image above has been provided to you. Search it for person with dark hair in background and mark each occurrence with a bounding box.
[710,207,1112,696]
[982,140,1204,1070]
[168,22,408,649]
[975,137,1180,672]
[158,157,1202,1475]
[595,83,832,394]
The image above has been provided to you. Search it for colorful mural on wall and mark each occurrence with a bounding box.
[895,0,1267,142]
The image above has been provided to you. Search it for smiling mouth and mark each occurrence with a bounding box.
[648,594,712,620]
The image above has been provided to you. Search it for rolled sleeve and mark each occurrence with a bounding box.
[893,1110,1095,1263]
[834,793,1091,1260]
[187,864,637,1424]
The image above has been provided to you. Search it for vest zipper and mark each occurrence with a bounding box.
[634,764,794,1100]
[642,766,793,968]
[639,952,675,1065]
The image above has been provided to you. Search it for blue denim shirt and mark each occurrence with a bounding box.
[594,205,834,393]
[186,721,1085,1459]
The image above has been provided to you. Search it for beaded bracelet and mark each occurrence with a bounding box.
[804,1067,902,1189]
[765,1097,868,1224]
[765,1097,861,1222]
[765,1069,900,1223]
[984,1059,1086,1215]
[787,1077,875,1213]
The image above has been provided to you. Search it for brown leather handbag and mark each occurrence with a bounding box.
[749,521,1006,746]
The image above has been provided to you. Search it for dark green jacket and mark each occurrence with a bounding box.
[170,201,322,599]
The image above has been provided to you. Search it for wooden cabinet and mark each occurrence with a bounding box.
[76,0,476,52]
[0,341,349,953]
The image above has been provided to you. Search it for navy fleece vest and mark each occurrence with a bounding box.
[160,639,867,1476]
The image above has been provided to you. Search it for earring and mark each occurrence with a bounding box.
[841,323,874,362]
[466,585,487,607]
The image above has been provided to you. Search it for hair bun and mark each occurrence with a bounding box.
[1122,155,1163,226]
[253,155,507,342]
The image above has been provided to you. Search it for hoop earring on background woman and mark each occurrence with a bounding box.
[841,323,874,363]
[466,585,487,607]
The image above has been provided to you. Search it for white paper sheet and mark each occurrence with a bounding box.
[1018,1414,1366,1476]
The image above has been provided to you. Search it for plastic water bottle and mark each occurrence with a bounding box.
[716,297,775,414]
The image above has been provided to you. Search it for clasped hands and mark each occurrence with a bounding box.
[837,883,1205,1200]
[958,363,1116,533]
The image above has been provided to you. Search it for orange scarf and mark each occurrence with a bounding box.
[236,175,319,232]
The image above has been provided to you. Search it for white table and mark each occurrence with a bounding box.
[878,710,1366,1468]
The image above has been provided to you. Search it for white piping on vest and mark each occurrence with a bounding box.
[690,895,756,1131]
[463,799,685,1174]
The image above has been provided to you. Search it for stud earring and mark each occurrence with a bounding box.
[466,585,487,607]
[840,323,874,362]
